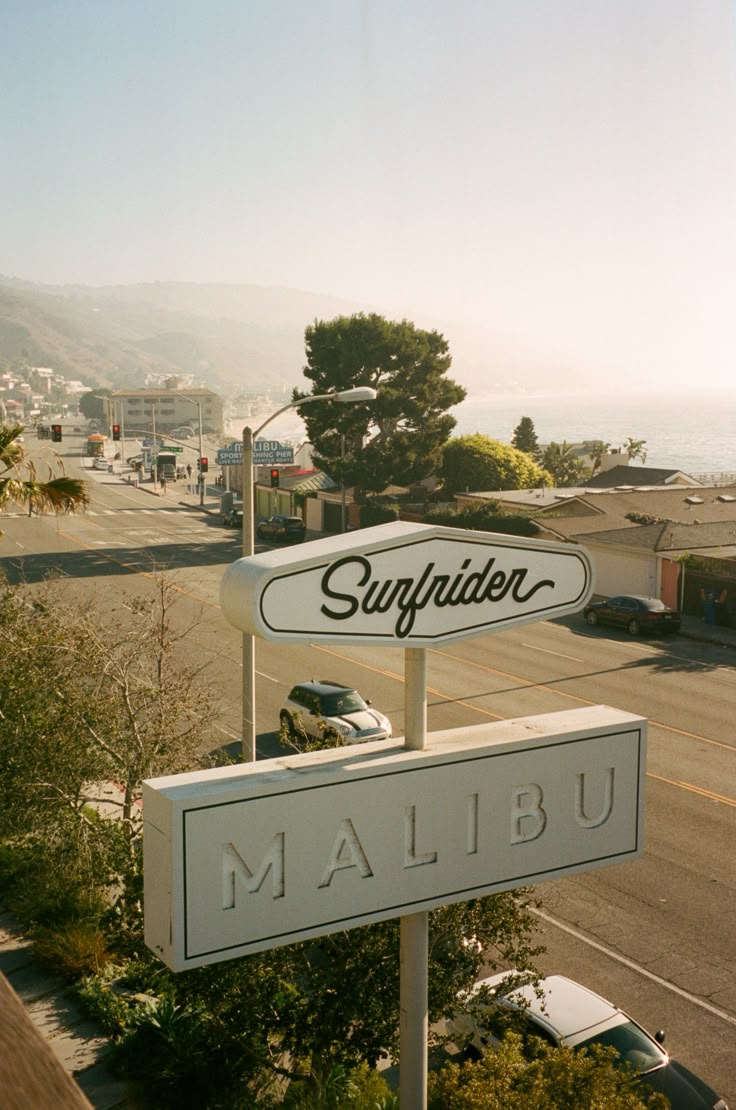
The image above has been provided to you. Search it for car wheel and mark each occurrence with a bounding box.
[586,610,598,626]
[627,618,641,635]
[280,710,295,736]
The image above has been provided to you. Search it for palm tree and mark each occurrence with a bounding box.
[0,423,89,526]
[625,437,648,464]
[540,441,589,487]
[588,440,610,477]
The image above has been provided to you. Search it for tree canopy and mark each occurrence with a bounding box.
[625,437,648,464]
[429,1033,667,1109]
[0,423,89,526]
[297,313,466,494]
[511,416,540,458]
[439,435,552,497]
[79,390,111,421]
[539,441,588,487]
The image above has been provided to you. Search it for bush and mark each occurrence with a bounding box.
[359,502,399,527]
[32,918,114,981]
[425,503,538,537]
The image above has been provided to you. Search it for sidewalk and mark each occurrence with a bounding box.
[0,906,131,1109]
[678,612,736,650]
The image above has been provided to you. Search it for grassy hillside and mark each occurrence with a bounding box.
[0,278,364,394]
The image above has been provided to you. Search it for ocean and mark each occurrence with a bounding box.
[233,388,736,480]
[449,389,736,479]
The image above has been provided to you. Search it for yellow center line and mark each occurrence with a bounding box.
[429,646,735,752]
[41,543,736,806]
[55,529,222,607]
[314,644,736,806]
[647,772,736,808]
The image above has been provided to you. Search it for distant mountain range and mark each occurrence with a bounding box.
[0,277,364,396]
[0,275,587,399]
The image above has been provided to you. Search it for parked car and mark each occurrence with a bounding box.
[280,681,393,745]
[223,508,243,528]
[583,595,680,636]
[451,972,728,1110]
[256,514,306,543]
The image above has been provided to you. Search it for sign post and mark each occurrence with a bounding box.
[401,647,429,1109]
[142,521,646,1109]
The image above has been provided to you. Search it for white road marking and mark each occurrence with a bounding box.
[534,907,736,1027]
[520,643,585,662]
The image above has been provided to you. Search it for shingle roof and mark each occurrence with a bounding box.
[582,465,699,487]
[534,485,736,535]
[549,518,736,554]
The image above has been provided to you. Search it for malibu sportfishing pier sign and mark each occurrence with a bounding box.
[144,523,647,974]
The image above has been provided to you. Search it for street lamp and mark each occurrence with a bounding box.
[241,385,377,761]
[179,395,204,506]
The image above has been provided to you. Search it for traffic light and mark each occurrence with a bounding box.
[112,425,121,441]
[199,457,209,473]
[51,424,62,443]
[270,468,279,488]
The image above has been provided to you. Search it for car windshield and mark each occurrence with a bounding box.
[642,599,667,611]
[577,1021,666,1074]
[320,691,368,716]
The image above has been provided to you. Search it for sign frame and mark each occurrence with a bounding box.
[220,521,594,648]
[144,706,646,972]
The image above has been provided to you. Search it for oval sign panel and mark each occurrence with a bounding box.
[220,522,594,648]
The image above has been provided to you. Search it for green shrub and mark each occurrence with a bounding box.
[359,502,399,527]
[425,503,538,536]
[32,917,114,980]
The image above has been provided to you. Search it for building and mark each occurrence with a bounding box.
[454,482,736,618]
[110,381,223,435]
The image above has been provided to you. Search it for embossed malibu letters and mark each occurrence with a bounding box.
[219,522,594,647]
[144,707,645,971]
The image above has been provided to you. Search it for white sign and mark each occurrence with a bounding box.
[220,522,594,647]
[144,706,645,971]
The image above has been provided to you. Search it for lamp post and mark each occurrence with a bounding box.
[179,395,204,505]
[241,386,376,762]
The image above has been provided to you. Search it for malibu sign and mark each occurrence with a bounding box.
[220,522,594,647]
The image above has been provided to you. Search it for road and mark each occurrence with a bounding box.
[3,428,735,1101]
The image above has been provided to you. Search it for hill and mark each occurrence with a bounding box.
[0,276,588,400]
[0,277,364,395]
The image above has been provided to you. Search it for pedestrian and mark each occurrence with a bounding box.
[161,475,167,494]
[186,463,192,479]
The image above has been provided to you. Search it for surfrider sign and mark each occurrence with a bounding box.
[220,522,594,647]
[143,707,646,971]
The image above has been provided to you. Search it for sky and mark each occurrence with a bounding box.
[2,0,736,393]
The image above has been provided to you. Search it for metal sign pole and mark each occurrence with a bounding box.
[400,646,428,1109]
[242,426,256,762]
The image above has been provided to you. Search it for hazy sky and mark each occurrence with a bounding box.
[3,1,736,391]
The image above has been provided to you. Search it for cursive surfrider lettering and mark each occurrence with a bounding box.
[320,555,555,638]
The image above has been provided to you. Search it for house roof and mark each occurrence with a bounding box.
[541,517,736,556]
[257,470,337,493]
[110,387,218,398]
[458,489,593,510]
[532,485,736,534]
[582,464,700,488]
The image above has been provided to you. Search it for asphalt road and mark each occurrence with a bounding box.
[3,430,735,1102]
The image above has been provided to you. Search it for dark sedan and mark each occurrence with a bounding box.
[256,514,306,543]
[584,594,680,636]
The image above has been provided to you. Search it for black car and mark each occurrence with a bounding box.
[584,594,680,636]
[256,514,305,543]
[222,508,243,528]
